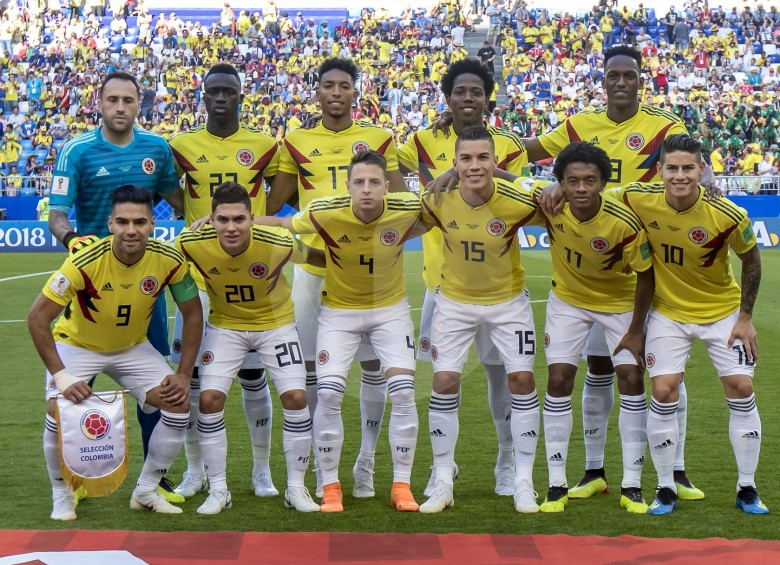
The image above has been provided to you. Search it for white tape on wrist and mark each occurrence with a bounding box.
[53,369,82,392]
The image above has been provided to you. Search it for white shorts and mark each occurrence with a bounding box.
[198,322,305,395]
[645,309,755,378]
[417,288,501,365]
[544,292,637,367]
[170,290,262,370]
[316,299,416,378]
[432,290,536,375]
[292,265,375,363]
[582,323,612,358]
[45,341,173,409]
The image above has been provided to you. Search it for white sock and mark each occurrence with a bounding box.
[305,370,318,419]
[727,394,761,490]
[484,363,513,467]
[387,375,418,483]
[239,369,273,474]
[198,411,228,492]
[184,372,204,477]
[511,390,540,486]
[428,391,459,485]
[358,369,387,460]
[44,415,67,493]
[283,407,313,488]
[582,372,614,470]
[138,411,188,491]
[619,393,647,489]
[313,376,345,486]
[674,379,688,472]
[543,394,572,488]
[647,397,678,492]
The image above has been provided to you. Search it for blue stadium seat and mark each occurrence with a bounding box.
[753,42,762,54]
[52,139,66,150]
[647,8,657,25]
[769,54,780,64]
[109,35,124,52]
[126,27,138,37]
[20,186,37,197]
[20,139,33,152]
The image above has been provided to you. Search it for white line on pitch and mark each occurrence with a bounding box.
[0,270,55,283]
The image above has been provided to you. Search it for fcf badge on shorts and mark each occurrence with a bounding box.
[55,391,129,497]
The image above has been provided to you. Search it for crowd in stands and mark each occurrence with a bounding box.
[0,0,778,196]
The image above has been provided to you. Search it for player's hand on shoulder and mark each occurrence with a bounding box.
[430,110,453,138]
[728,313,758,365]
[189,214,211,231]
[424,168,459,205]
[538,181,565,216]
[160,373,190,406]
[68,234,99,255]
[614,330,646,368]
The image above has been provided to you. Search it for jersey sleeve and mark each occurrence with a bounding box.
[48,145,80,213]
[278,137,299,175]
[41,258,82,306]
[397,135,419,172]
[500,131,528,175]
[169,271,199,302]
[380,133,400,172]
[290,205,316,235]
[624,227,653,273]
[728,207,757,255]
[537,120,573,157]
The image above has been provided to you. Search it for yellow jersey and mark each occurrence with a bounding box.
[291,192,421,310]
[42,237,194,353]
[538,104,687,187]
[620,183,756,323]
[420,179,538,305]
[536,190,652,312]
[398,125,529,291]
[278,120,400,276]
[175,226,306,331]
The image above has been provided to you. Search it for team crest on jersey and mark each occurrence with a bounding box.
[248,262,268,278]
[352,141,370,154]
[172,339,182,355]
[236,149,254,166]
[646,353,655,368]
[419,337,431,352]
[430,345,438,361]
[142,157,156,174]
[140,276,158,295]
[201,351,214,365]
[626,133,645,151]
[688,226,709,244]
[317,350,329,365]
[544,333,550,348]
[380,228,399,246]
[590,237,609,253]
[486,218,506,236]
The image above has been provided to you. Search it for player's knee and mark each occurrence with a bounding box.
[280,389,308,410]
[164,397,190,414]
[615,365,644,395]
[651,377,679,403]
[507,371,535,394]
[432,371,461,394]
[546,364,576,396]
[587,355,615,375]
[199,389,226,413]
[722,376,754,400]
[46,398,57,417]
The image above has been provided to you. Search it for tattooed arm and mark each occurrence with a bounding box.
[728,245,761,363]
[47,209,77,246]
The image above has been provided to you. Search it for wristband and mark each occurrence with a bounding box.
[53,369,82,392]
[62,231,78,248]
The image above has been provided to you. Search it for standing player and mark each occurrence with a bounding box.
[526,45,701,501]
[267,58,407,498]
[418,127,541,514]
[175,183,321,515]
[618,135,766,515]
[398,59,528,498]
[534,143,653,514]
[28,186,202,521]
[46,71,186,504]
[169,63,280,500]
[259,151,420,513]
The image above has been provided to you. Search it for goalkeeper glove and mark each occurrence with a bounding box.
[67,234,100,254]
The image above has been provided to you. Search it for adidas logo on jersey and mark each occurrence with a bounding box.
[430,428,445,437]
[95,166,110,177]
[338,234,351,243]
[554,223,564,232]
[196,155,209,163]
[101,282,114,291]
[446,220,459,229]
[549,452,563,462]
[436,152,447,161]
[520,430,537,437]
[309,148,322,157]
[653,439,673,450]
[648,221,661,230]
[742,430,760,439]
[589,136,599,143]
[208,267,221,275]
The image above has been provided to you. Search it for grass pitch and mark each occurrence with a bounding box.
[1,250,779,538]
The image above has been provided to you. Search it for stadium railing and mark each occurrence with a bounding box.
[715,174,780,195]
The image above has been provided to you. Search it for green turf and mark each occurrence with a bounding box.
[1,250,779,538]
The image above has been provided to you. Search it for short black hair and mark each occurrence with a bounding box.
[318,58,358,83]
[604,45,643,70]
[441,58,495,99]
[110,185,152,212]
[348,150,387,178]
[101,71,140,98]
[204,63,241,83]
[660,133,703,163]
[212,181,251,213]
[454,125,495,153]
[553,142,612,185]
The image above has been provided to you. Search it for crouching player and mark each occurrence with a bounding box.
[534,142,653,514]
[418,126,542,514]
[175,182,322,514]
[258,150,420,513]
[619,135,767,515]
[28,185,203,520]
